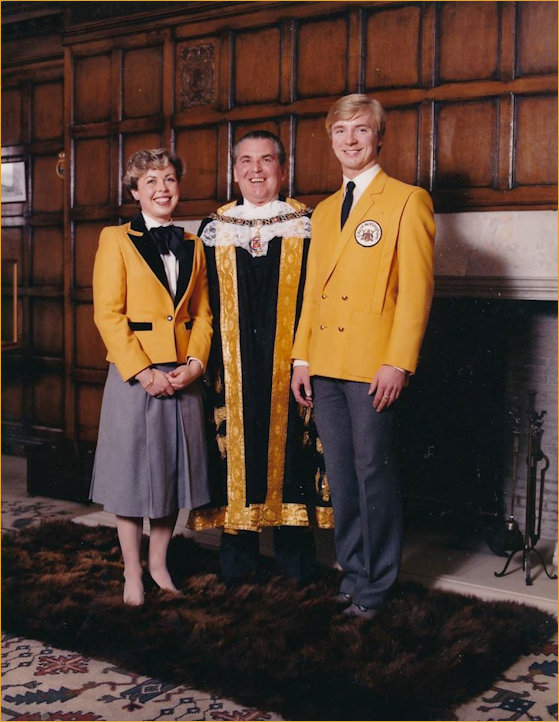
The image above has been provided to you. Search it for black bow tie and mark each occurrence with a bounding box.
[150,225,186,260]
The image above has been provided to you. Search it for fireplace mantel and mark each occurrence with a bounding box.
[435,275,557,301]
[434,211,558,301]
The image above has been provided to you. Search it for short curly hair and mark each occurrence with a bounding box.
[123,148,183,191]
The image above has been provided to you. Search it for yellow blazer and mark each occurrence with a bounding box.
[93,214,212,382]
[292,170,435,382]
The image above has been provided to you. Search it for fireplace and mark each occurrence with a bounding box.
[398,209,558,548]
[398,298,557,543]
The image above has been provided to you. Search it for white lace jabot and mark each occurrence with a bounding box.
[200,199,311,257]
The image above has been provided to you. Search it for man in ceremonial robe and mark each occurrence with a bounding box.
[188,130,332,584]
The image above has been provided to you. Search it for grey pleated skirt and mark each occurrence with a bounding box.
[90,363,210,518]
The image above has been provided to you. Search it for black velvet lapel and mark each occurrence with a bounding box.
[174,240,194,308]
[128,214,170,293]
[128,214,194,307]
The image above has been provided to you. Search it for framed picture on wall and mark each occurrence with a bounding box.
[1,160,27,203]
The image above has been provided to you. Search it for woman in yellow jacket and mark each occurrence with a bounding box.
[90,149,212,605]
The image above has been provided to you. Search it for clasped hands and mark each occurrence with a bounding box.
[135,361,203,398]
[291,364,407,413]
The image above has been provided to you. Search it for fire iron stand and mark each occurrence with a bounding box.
[495,390,558,585]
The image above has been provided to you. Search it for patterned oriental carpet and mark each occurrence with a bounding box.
[2,520,556,722]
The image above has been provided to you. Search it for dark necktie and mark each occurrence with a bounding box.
[340,181,355,229]
[150,225,186,261]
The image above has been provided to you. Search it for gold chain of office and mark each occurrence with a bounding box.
[208,208,312,227]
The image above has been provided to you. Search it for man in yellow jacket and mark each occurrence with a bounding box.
[292,94,435,619]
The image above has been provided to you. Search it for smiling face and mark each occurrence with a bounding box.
[330,110,382,179]
[130,165,179,223]
[233,137,286,206]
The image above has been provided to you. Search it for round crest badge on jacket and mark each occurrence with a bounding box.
[355,220,382,247]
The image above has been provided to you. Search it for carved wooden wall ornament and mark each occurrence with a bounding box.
[178,43,216,110]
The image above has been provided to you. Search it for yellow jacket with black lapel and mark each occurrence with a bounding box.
[292,169,435,382]
[93,213,212,382]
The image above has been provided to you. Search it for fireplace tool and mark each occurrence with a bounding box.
[495,391,557,585]
[497,408,524,554]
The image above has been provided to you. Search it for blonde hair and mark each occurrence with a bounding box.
[326,94,386,152]
[123,148,183,191]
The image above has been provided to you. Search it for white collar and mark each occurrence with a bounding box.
[142,212,172,230]
[231,196,282,220]
[343,164,381,195]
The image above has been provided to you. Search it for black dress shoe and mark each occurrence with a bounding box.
[341,603,379,621]
[332,592,352,607]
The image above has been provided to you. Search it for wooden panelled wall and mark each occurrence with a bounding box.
[2,0,557,449]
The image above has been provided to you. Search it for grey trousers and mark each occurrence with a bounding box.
[313,376,402,608]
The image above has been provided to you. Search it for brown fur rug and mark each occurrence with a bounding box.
[2,520,556,721]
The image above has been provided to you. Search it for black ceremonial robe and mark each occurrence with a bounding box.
[187,197,332,533]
